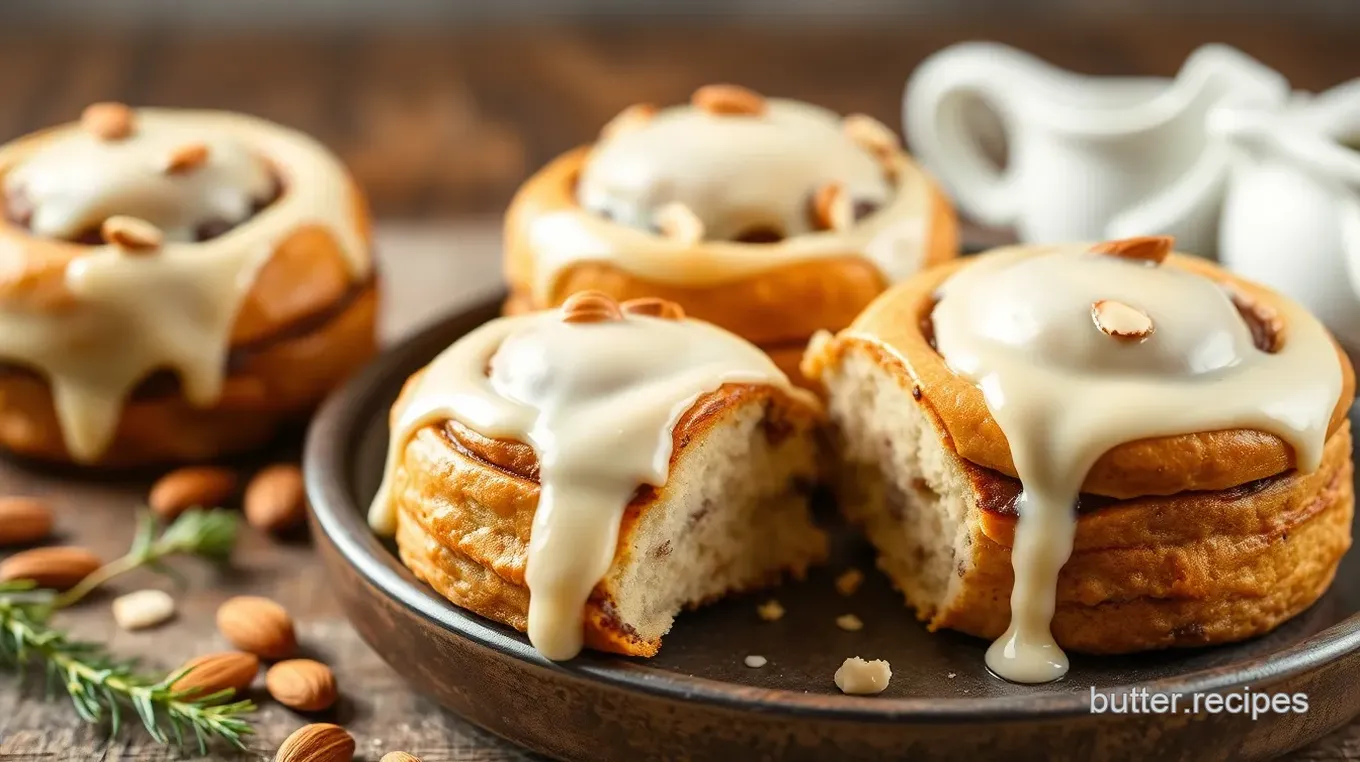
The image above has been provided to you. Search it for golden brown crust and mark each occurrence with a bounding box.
[817,250,1357,497]
[389,382,822,657]
[923,422,1354,653]
[0,281,378,466]
[503,146,958,348]
[0,120,377,466]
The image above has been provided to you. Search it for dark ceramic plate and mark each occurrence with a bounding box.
[304,295,1360,762]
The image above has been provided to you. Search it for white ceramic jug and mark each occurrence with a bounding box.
[1213,84,1360,349]
[904,42,1289,256]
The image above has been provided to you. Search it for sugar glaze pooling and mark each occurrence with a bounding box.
[930,239,1342,683]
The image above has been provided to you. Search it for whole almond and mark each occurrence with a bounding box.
[692,84,766,116]
[0,497,54,546]
[149,466,237,520]
[102,215,163,253]
[112,589,176,631]
[810,182,853,232]
[560,291,623,324]
[620,297,685,321]
[246,464,307,533]
[171,651,260,697]
[843,113,900,157]
[163,142,210,175]
[81,102,135,141]
[217,595,297,659]
[1091,235,1173,265]
[653,202,705,244]
[381,753,422,762]
[1092,299,1155,340]
[600,102,657,140]
[275,723,355,762]
[266,659,338,712]
[0,546,100,590]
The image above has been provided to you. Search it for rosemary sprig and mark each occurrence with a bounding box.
[0,508,255,753]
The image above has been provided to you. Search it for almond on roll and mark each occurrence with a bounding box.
[503,85,958,385]
[368,293,827,659]
[0,104,377,466]
[804,237,1355,684]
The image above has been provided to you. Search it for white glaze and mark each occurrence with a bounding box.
[367,309,812,660]
[0,109,369,461]
[524,103,933,300]
[931,244,1341,683]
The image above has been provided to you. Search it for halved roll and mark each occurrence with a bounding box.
[803,237,1355,683]
[370,293,827,659]
[503,84,958,382]
[0,103,377,466]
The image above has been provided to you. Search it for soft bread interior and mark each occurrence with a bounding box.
[600,399,827,645]
[820,349,971,623]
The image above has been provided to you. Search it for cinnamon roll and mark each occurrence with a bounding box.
[504,84,958,382]
[368,293,827,659]
[0,103,377,466]
[803,236,1355,683]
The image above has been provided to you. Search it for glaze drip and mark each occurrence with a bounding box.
[368,305,811,660]
[930,242,1342,683]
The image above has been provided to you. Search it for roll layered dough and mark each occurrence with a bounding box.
[370,293,827,659]
[803,237,1356,683]
[503,85,958,382]
[0,103,377,466]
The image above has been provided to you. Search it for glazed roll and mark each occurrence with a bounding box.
[803,236,1355,684]
[0,103,377,466]
[368,292,827,659]
[504,84,958,381]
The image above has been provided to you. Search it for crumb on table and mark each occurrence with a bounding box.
[835,568,864,596]
[836,613,863,632]
[745,655,768,668]
[834,656,892,695]
[757,600,786,622]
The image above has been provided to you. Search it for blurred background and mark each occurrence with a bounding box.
[2,1,1356,222]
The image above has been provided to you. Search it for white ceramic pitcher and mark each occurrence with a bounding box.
[1213,83,1360,349]
[904,42,1289,256]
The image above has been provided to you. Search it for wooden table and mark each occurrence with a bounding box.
[0,222,1355,761]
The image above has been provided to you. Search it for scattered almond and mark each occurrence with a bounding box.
[112,589,176,631]
[757,600,785,622]
[843,113,900,157]
[836,614,864,632]
[380,754,422,762]
[1092,299,1154,340]
[1090,235,1173,265]
[0,546,100,590]
[101,215,163,252]
[172,651,260,697]
[81,102,134,141]
[246,464,307,533]
[810,182,853,232]
[692,84,766,116]
[835,568,865,596]
[163,142,210,175]
[217,595,298,659]
[600,103,657,140]
[267,659,338,712]
[0,497,54,546]
[834,656,892,695]
[653,202,705,244]
[149,466,237,520]
[274,723,355,762]
[560,291,623,324]
[620,297,685,321]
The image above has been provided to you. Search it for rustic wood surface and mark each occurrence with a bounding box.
[0,16,1358,761]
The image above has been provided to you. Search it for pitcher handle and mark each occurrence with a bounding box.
[904,43,1026,226]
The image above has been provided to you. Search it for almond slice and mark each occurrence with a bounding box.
[692,84,766,116]
[81,102,135,141]
[561,291,623,324]
[1092,299,1154,340]
[163,142,210,175]
[600,103,657,140]
[620,297,685,321]
[101,215,163,253]
[843,113,899,156]
[1090,236,1173,265]
[653,202,705,244]
[810,182,853,232]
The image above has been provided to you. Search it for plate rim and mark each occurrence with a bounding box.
[304,293,1360,723]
